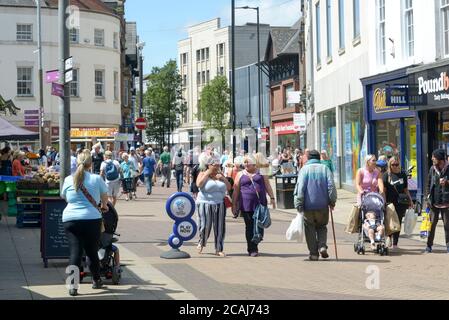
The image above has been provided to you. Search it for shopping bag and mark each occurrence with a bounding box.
[344,205,361,234]
[286,213,304,242]
[420,208,432,239]
[403,208,417,236]
[385,203,401,236]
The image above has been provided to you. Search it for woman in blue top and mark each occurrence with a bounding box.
[196,153,232,256]
[62,149,108,296]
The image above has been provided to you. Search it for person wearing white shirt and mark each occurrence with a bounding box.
[100,151,122,206]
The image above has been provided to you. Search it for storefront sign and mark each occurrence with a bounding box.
[287,91,301,104]
[373,88,409,114]
[274,121,296,135]
[71,128,118,138]
[114,133,135,142]
[51,83,64,97]
[293,113,306,132]
[408,65,448,109]
[386,87,409,106]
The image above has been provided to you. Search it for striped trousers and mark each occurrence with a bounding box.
[197,202,226,252]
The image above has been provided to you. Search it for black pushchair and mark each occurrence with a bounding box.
[354,192,389,256]
[81,202,121,284]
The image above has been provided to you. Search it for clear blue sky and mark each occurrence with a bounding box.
[125,0,301,74]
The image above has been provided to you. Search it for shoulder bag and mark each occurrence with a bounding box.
[389,173,409,205]
[247,173,271,229]
[79,184,105,233]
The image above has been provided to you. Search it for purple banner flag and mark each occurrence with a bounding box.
[46,70,60,83]
[25,120,39,126]
[51,83,64,97]
[24,109,39,114]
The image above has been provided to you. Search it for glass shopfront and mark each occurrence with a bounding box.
[376,119,401,158]
[342,102,365,187]
[319,109,338,183]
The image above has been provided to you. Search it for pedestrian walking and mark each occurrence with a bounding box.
[100,151,122,206]
[173,148,186,192]
[424,149,449,254]
[196,153,232,256]
[382,156,413,250]
[159,146,172,188]
[320,150,335,173]
[355,154,385,206]
[91,143,104,175]
[120,153,137,201]
[293,150,337,261]
[232,155,276,257]
[61,149,108,296]
[142,149,157,195]
[129,147,141,198]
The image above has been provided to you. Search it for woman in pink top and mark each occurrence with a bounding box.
[355,154,385,205]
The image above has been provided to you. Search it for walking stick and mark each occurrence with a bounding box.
[330,207,339,261]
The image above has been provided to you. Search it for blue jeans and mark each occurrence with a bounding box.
[175,170,183,192]
[144,173,153,194]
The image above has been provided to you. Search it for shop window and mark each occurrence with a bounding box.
[376,119,401,159]
[342,102,365,186]
[320,109,338,183]
[404,118,417,190]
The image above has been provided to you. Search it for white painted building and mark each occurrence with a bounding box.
[0,0,121,149]
[176,18,270,149]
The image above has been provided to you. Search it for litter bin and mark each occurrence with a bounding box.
[275,174,297,209]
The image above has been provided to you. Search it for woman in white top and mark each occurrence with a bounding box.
[195,153,232,256]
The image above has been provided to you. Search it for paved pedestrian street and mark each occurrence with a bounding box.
[1,182,449,300]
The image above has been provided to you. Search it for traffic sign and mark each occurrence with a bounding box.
[65,56,73,71]
[65,70,73,83]
[135,117,147,130]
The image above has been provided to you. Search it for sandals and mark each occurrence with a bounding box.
[216,251,226,257]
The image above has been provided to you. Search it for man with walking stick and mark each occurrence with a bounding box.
[294,150,337,261]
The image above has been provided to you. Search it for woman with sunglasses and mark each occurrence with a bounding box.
[355,155,385,206]
[382,156,413,250]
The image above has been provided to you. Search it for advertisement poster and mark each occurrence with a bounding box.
[353,122,361,182]
[330,127,338,182]
[344,123,353,185]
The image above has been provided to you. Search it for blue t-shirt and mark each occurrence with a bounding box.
[120,161,136,179]
[143,157,156,175]
[61,172,108,222]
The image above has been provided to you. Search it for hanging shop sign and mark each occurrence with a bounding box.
[373,87,409,114]
[274,121,296,135]
[385,86,409,106]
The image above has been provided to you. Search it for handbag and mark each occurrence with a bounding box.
[248,173,271,228]
[403,208,417,235]
[345,205,361,234]
[224,195,233,209]
[286,212,304,242]
[79,184,105,233]
[389,173,410,205]
[385,203,401,236]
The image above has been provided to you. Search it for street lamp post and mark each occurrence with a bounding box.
[231,0,236,162]
[236,5,261,152]
[35,0,44,149]
[137,42,145,147]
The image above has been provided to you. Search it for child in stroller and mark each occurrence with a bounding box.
[355,192,389,256]
[81,202,121,285]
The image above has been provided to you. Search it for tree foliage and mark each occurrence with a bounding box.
[198,75,231,143]
[143,60,186,148]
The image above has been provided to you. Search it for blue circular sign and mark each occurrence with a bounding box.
[166,192,195,221]
[168,234,183,249]
[173,219,197,242]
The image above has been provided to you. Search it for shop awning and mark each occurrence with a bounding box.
[0,116,39,141]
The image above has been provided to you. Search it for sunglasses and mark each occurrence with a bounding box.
[391,164,399,167]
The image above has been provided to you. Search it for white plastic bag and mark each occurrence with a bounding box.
[286,213,304,242]
[403,208,417,236]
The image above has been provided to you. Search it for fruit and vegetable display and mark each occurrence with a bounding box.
[17,166,60,189]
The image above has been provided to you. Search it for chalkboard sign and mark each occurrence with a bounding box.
[41,199,69,267]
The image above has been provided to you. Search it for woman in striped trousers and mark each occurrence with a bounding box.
[195,153,232,256]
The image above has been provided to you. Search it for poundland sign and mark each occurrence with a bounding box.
[418,72,449,100]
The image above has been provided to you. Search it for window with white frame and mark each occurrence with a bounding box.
[114,71,119,101]
[70,69,79,97]
[94,29,104,46]
[197,72,201,86]
[377,0,386,64]
[353,0,360,39]
[326,0,332,58]
[17,67,33,96]
[339,0,345,50]
[404,0,414,57]
[16,24,32,41]
[316,1,321,65]
[202,71,206,84]
[95,70,105,97]
[124,79,129,107]
[183,74,188,87]
[196,50,201,62]
[217,43,225,57]
[205,47,209,60]
[206,70,210,84]
[181,53,188,65]
[442,0,449,56]
[70,28,79,43]
[113,32,118,49]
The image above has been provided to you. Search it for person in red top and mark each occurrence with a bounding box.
[12,151,26,176]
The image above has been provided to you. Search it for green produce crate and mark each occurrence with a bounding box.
[8,198,17,206]
[5,182,16,192]
[7,206,18,216]
[42,189,60,196]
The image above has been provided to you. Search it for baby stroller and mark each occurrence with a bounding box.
[81,202,121,285]
[354,192,389,256]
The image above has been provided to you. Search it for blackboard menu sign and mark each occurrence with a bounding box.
[41,199,69,267]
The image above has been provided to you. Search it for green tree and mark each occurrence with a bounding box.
[143,60,186,148]
[198,75,231,146]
